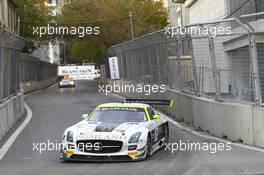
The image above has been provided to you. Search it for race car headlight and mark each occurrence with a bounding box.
[128,132,142,143]
[70,81,74,85]
[66,131,74,142]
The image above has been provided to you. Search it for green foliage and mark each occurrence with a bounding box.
[21,41,36,54]
[17,0,52,40]
[60,0,168,63]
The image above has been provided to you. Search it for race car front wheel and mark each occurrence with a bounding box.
[146,134,152,157]
[164,123,169,144]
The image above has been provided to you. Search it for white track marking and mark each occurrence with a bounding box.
[161,112,264,153]
[0,84,56,160]
[0,103,33,160]
[110,93,125,99]
[110,93,264,153]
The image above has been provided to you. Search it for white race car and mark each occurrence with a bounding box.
[60,99,172,162]
[57,76,75,88]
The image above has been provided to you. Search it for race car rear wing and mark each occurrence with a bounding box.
[124,99,173,107]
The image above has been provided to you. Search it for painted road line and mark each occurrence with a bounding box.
[0,84,56,159]
[0,103,33,160]
[161,113,264,153]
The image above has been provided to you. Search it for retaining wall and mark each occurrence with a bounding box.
[0,77,56,141]
[0,92,24,140]
[21,77,57,94]
[108,80,264,148]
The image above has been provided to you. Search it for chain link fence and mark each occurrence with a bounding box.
[107,13,264,105]
[0,25,58,102]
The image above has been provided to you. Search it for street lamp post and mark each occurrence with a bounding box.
[129,12,134,40]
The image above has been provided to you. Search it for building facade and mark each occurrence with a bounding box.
[45,0,67,16]
[32,0,66,64]
[163,0,183,26]
[172,0,264,101]
[0,0,18,33]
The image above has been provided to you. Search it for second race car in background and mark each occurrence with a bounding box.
[58,75,75,88]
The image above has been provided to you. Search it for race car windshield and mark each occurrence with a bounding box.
[88,107,147,123]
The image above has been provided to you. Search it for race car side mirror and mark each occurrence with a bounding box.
[153,114,160,120]
[82,114,89,119]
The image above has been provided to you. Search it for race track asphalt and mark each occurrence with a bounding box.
[1,81,264,175]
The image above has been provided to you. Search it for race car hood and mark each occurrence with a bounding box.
[68,120,148,140]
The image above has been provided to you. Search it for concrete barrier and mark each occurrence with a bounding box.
[21,77,57,94]
[191,96,253,145]
[0,92,25,141]
[0,77,56,142]
[252,108,264,147]
[0,103,8,140]
[6,97,15,130]
[107,80,264,148]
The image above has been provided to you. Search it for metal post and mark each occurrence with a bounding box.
[63,42,66,65]
[154,42,161,84]
[176,37,182,89]
[234,18,262,105]
[198,66,201,93]
[249,33,262,104]
[0,25,4,102]
[165,37,170,86]
[129,12,134,40]
[0,42,4,103]
[169,63,173,88]
[188,35,199,95]
[201,66,204,95]
[17,16,20,35]
[218,68,221,97]
[208,36,220,99]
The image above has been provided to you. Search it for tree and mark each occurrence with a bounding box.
[60,0,168,63]
[16,0,53,53]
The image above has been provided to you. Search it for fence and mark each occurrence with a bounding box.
[107,13,264,105]
[0,25,58,102]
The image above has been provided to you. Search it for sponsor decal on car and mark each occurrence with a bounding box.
[76,133,127,140]
[96,107,144,112]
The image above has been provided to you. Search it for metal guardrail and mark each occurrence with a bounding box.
[107,12,264,105]
[0,25,57,103]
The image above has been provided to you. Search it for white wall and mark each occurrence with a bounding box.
[162,0,182,26]
[48,41,60,64]
[32,40,60,64]
[168,1,182,26]
[185,0,227,24]
[32,43,49,62]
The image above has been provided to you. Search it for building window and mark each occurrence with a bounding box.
[256,0,264,13]
[229,0,264,27]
